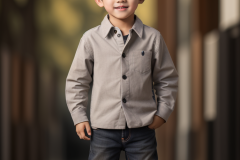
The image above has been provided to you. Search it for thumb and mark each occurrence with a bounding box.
[86,124,91,136]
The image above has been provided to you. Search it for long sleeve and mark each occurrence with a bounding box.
[65,33,94,126]
[152,33,179,123]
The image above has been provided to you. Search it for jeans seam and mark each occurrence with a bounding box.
[122,129,131,142]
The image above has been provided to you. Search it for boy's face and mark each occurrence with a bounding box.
[95,0,144,19]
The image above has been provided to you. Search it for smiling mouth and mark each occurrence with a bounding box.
[114,6,128,9]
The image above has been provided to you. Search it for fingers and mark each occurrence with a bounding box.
[82,133,91,141]
[148,126,155,129]
[76,124,91,141]
[77,130,91,140]
[148,124,155,130]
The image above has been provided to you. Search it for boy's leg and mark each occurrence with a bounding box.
[88,127,122,160]
[123,126,158,160]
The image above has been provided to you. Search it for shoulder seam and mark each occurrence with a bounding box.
[81,32,94,60]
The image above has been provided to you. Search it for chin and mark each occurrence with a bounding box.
[111,13,131,19]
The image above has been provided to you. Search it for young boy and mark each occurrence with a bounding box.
[65,0,178,159]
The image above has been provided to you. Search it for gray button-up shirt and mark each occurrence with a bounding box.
[65,14,179,129]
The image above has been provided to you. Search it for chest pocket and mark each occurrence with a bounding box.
[130,50,152,74]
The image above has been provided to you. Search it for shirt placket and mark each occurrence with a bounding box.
[112,27,133,129]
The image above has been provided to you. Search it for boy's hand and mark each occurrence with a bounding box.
[147,115,166,130]
[76,121,91,141]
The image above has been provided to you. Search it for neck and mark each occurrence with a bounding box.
[108,13,135,36]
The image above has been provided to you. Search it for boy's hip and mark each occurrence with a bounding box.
[88,125,157,160]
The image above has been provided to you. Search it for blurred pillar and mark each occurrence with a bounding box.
[216,24,240,160]
[1,47,11,160]
[11,53,25,160]
[215,21,240,160]
[23,56,40,160]
[235,24,240,160]
[190,0,219,160]
[156,1,177,160]
[203,30,219,160]
[176,0,191,160]
[0,1,12,159]
[38,66,64,160]
[11,54,39,160]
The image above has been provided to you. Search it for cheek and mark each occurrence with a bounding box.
[104,2,114,12]
[128,3,138,11]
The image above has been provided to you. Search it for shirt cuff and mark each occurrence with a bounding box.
[154,103,173,123]
[71,107,89,126]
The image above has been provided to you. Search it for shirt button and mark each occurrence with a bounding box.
[114,30,117,34]
[122,53,126,58]
[122,75,127,79]
[117,34,121,37]
[122,98,127,103]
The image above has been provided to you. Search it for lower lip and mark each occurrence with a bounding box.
[115,7,128,11]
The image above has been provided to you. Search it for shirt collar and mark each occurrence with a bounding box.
[99,13,144,39]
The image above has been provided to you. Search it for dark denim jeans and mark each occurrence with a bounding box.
[88,123,158,160]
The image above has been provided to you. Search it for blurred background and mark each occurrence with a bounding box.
[0,0,239,160]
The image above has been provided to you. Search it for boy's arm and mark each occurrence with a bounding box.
[65,34,94,126]
[152,33,179,123]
